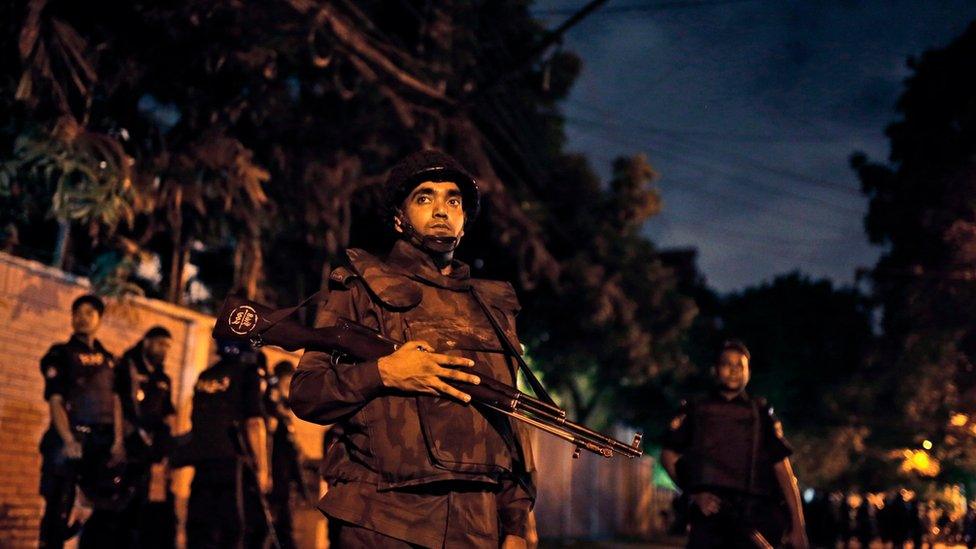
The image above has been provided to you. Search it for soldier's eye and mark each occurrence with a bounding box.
[448,198,461,207]
[416,195,432,204]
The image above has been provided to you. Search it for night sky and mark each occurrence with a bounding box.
[533,0,976,292]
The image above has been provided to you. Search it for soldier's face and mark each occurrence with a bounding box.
[144,336,172,366]
[715,350,750,392]
[71,303,101,335]
[396,181,465,241]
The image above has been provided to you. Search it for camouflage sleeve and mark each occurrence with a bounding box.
[40,345,69,400]
[762,404,793,462]
[289,282,385,425]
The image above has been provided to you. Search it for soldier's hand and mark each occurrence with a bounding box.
[690,492,721,516]
[501,535,527,549]
[62,438,83,460]
[107,440,126,468]
[377,340,480,403]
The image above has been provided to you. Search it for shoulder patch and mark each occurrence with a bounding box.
[329,266,357,286]
[345,248,422,309]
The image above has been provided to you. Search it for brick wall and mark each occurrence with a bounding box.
[0,252,324,548]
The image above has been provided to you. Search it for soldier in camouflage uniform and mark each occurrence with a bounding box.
[290,149,535,548]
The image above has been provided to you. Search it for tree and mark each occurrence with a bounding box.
[851,21,976,485]
[3,1,702,431]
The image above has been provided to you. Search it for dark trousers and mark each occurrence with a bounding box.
[39,476,75,549]
[269,493,295,549]
[186,460,267,549]
[687,494,785,549]
[120,462,175,549]
[39,425,119,549]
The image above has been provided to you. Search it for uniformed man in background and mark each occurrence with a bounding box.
[184,339,269,549]
[38,294,125,548]
[661,340,808,549]
[266,360,304,549]
[115,326,177,548]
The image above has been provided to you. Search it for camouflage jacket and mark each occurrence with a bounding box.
[290,240,535,544]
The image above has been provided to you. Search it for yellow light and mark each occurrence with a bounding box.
[899,449,940,477]
[951,413,969,427]
[922,440,933,450]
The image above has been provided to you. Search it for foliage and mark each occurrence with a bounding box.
[2,0,698,426]
[851,21,976,484]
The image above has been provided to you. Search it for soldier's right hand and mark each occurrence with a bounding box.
[690,492,722,516]
[377,340,480,403]
[62,438,83,459]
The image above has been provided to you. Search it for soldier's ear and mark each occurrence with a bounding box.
[393,211,404,234]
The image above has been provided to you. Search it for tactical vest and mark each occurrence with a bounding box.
[63,342,116,426]
[328,248,526,490]
[685,396,778,497]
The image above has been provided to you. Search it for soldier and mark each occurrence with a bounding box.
[661,340,808,549]
[38,294,125,549]
[115,326,177,548]
[185,339,269,549]
[266,360,303,549]
[290,149,535,548]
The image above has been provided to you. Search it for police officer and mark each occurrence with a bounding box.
[185,339,269,549]
[661,340,808,548]
[115,326,177,548]
[290,149,535,548]
[38,294,125,549]
[265,360,303,549]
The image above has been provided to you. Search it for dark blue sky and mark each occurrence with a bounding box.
[533,0,976,292]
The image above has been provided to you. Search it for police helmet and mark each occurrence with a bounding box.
[385,149,480,224]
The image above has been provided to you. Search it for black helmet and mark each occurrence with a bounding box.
[385,149,481,223]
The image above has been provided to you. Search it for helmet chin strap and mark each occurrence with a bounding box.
[398,215,459,258]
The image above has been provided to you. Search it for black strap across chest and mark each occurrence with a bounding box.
[468,287,557,407]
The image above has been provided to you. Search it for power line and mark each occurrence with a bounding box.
[567,101,862,198]
[570,118,858,232]
[568,114,863,214]
[532,0,760,17]
[566,98,841,144]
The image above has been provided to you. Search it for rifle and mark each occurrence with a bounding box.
[230,421,282,549]
[213,295,643,459]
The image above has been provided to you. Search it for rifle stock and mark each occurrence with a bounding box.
[213,295,643,459]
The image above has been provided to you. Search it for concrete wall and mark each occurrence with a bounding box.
[530,429,672,540]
